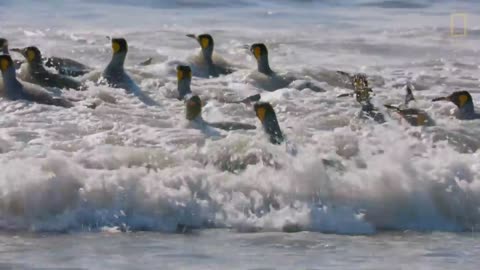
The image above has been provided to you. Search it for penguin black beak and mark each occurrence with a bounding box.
[384,104,400,111]
[0,42,8,50]
[186,34,197,40]
[337,93,353,98]
[432,96,449,102]
[336,70,351,77]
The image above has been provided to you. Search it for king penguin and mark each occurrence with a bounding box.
[384,86,435,126]
[0,38,23,69]
[338,74,385,124]
[185,95,256,131]
[253,102,346,169]
[44,55,92,77]
[253,102,285,144]
[248,43,324,92]
[186,33,234,78]
[176,65,193,100]
[432,91,479,120]
[102,37,157,106]
[0,38,91,76]
[12,46,84,90]
[0,54,73,108]
[176,64,261,103]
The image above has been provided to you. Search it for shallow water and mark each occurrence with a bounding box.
[0,230,479,270]
[0,0,479,268]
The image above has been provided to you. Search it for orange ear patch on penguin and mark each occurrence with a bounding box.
[26,48,37,62]
[200,37,210,49]
[111,38,127,54]
[0,57,10,71]
[458,94,469,108]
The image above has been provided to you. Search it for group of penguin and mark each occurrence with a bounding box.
[0,33,479,151]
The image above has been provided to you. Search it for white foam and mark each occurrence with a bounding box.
[0,0,479,235]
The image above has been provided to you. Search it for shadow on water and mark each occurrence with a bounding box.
[124,78,159,107]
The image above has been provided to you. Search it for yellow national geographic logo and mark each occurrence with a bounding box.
[450,13,467,37]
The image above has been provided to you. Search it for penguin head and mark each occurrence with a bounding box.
[433,91,473,109]
[0,54,14,73]
[186,95,202,121]
[254,102,274,124]
[0,38,8,51]
[177,65,192,82]
[187,34,214,58]
[16,46,42,64]
[198,34,214,51]
[250,43,268,61]
[254,102,284,144]
[111,38,128,55]
[250,43,272,75]
[177,65,193,99]
[447,91,473,109]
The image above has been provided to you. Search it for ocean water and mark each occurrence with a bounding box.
[0,0,479,269]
